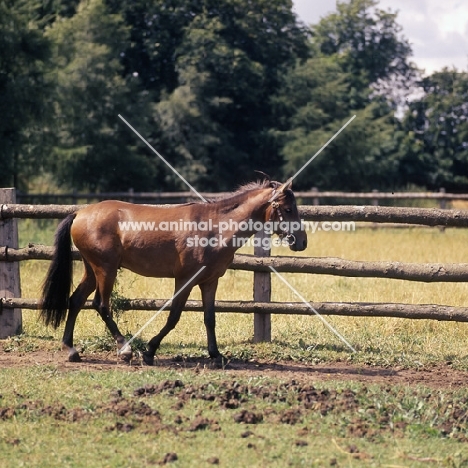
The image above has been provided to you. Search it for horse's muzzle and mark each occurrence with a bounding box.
[289,235,307,251]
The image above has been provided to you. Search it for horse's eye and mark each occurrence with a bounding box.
[285,208,292,213]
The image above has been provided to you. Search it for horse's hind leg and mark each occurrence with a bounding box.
[62,260,96,362]
[200,279,223,362]
[93,265,132,362]
[143,281,192,366]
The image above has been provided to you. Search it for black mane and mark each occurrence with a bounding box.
[204,179,280,204]
[181,179,282,209]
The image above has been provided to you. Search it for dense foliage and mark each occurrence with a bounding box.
[0,0,53,189]
[2,0,467,192]
[398,70,468,191]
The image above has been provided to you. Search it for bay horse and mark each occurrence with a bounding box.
[40,178,307,364]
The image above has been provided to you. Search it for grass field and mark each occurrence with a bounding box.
[1,221,468,467]
[0,366,467,468]
[12,221,468,370]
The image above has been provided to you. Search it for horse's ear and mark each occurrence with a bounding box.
[254,170,271,181]
[268,178,293,202]
[278,178,293,193]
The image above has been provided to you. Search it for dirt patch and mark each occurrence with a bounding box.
[134,378,468,441]
[1,372,467,441]
[159,453,178,465]
[1,349,467,390]
[233,410,263,424]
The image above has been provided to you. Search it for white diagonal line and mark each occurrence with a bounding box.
[289,114,356,183]
[269,266,356,353]
[118,266,206,354]
[118,114,207,202]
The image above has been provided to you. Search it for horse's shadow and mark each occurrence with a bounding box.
[124,353,399,380]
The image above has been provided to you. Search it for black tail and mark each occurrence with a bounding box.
[40,213,76,328]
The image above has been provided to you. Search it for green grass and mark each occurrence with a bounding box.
[3,222,468,466]
[0,367,467,467]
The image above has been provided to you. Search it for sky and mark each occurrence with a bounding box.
[292,0,468,75]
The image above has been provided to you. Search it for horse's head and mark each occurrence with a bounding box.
[266,179,307,252]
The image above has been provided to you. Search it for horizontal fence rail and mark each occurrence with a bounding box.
[2,298,468,322]
[2,245,468,283]
[16,188,468,205]
[299,206,468,227]
[298,190,468,200]
[2,203,468,226]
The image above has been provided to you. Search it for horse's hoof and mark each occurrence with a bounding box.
[68,352,82,363]
[211,354,228,369]
[142,351,154,366]
[119,350,133,363]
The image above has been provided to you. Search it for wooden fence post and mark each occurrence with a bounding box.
[371,189,379,230]
[311,187,320,206]
[253,230,271,342]
[439,188,446,209]
[0,188,22,338]
[439,188,446,233]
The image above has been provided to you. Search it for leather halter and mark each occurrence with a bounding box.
[268,189,296,246]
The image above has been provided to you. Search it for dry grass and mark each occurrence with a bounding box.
[451,200,468,210]
[17,225,468,367]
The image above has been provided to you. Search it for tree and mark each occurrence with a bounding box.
[106,0,310,190]
[0,0,53,189]
[275,55,401,190]
[155,13,269,189]
[38,0,81,22]
[275,0,415,190]
[45,0,164,191]
[398,69,468,191]
[313,0,415,105]
[33,0,310,191]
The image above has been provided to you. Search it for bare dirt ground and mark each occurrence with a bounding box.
[1,349,467,389]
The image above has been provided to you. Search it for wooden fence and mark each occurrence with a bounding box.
[16,188,468,207]
[2,188,468,341]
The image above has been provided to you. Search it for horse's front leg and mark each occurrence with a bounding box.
[143,284,192,366]
[200,279,224,364]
